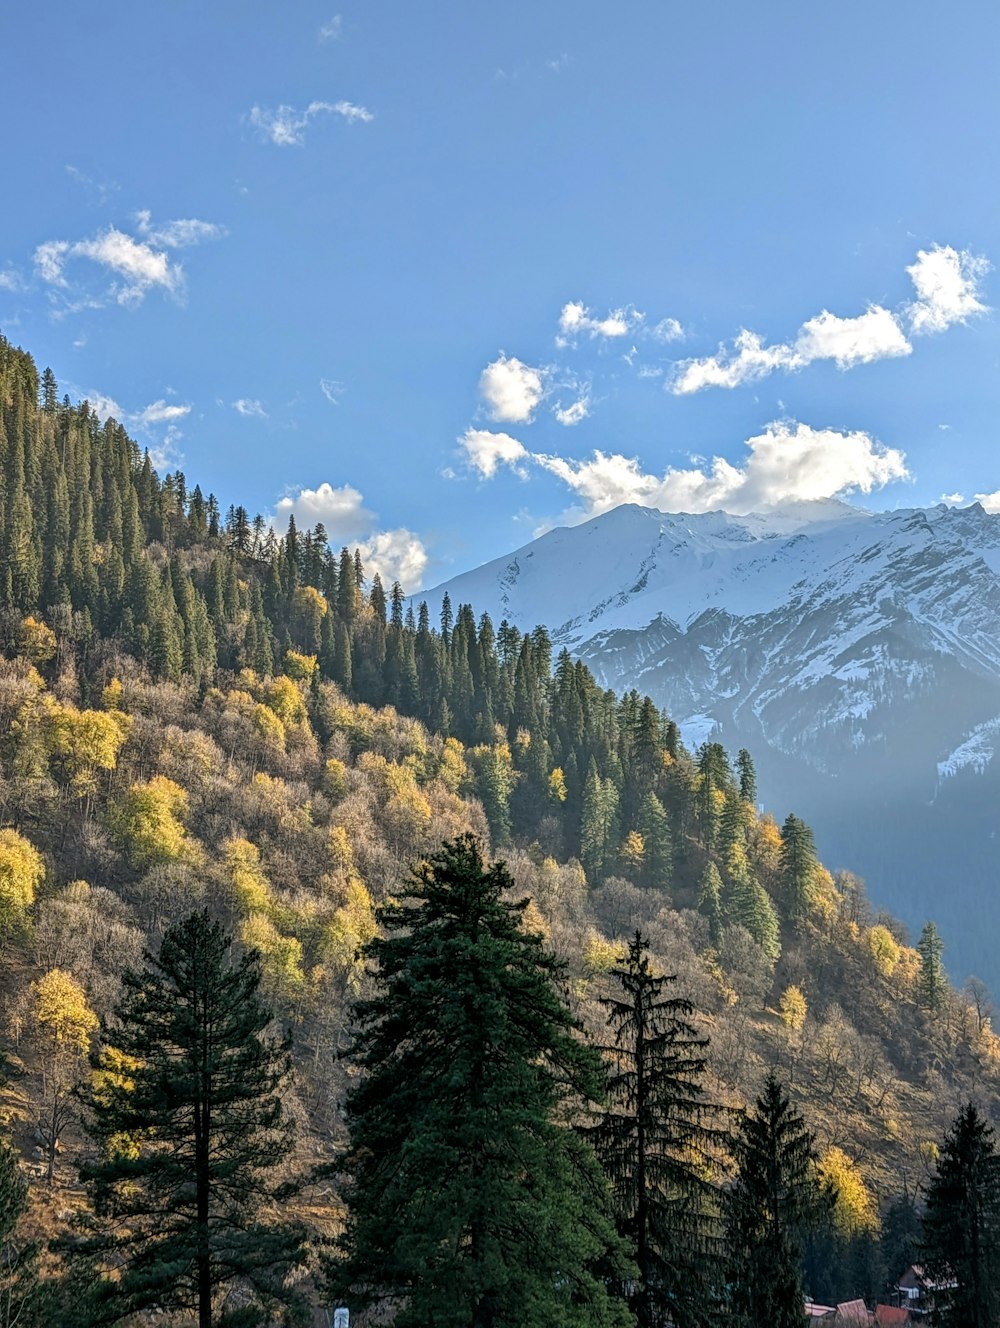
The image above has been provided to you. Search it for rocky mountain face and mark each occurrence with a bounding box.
[422,499,1000,990]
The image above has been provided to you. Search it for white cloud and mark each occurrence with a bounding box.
[906,245,990,334]
[320,378,345,405]
[670,329,797,394]
[358,528,428,592]
[553,396,590,426]
[249,99,373,146]
[941,492,965,504]
[274,483,428,590]
[975,488,1000,513]
[232,398,268,418]
[794,305,911,369]
[275,482,374,539]
[135,400,191,426]
[479,355,545,423]
[86,391,125,423]
[0,268,22,291]
[650,317,684,343]
[460,428,529,478]
[558,300,642,342]
[668,244,988,394]
[477,420,908,519]
[33,219,215,306]
[134,211,226,248]
[319,14,343,40]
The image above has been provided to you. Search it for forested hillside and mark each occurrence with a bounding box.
[2,331,999,1316]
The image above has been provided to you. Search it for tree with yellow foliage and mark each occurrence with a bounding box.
[29,968,98,1182]
[113,776,189,868]
[0,829,44,949]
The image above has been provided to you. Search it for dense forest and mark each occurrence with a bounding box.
[2,330,1000,1324]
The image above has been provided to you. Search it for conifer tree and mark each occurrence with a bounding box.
[592,931,727,1328]
[779,813,818,926]
[735,748,757,805]
[726,1073,822,1328]
[917,921,947,1013]
[697,862,724,949]
[921,1102,1000,1328]
[638,791,672,890]
[77,911,305,1328]
[329,835,633,1328]
[0,1136,44,1327]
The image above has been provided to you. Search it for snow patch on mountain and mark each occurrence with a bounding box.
[937,718,1000,781]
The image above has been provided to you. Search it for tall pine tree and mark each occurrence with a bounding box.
[329,835,633,1328]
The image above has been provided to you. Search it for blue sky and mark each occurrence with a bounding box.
[1,0,997,589]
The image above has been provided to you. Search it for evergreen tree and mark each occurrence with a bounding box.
[921,1102,1000,1328]
[329,835,633,1328]
[638,792,672,890]
[726,1073,822,1328]
[779,814,818,926]
[0,1137,44,1327]
[77,911,305,1328]
[592,932,727,1328]
[697,862,724,949]
[917,921,947,1013]
[735,748,757,806]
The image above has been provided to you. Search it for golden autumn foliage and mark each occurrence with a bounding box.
[31,967,99,1054]
[114,775,190,868]
[241,911,305,996]
[224,838,273,914]
[283,649,319,684]
[0,828,44,939]
[818,1146,879,1236]
[50,704,132,797]
[18,615,57,664]
[779,984,808,1031]
[864,924,902,977]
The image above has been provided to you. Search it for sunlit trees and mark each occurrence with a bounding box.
[0,831,44,951]
[917,921,947,1013]
[29,968,98,1182]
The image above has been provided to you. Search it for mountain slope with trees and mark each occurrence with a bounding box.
[1,331,1000,1316]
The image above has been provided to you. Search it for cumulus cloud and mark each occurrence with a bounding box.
[479,355,545,423]
[460,428,529,478]
[249,99,373,146]
[473,420,908,519]
[794,305,911,369]
[558,301,642,343]
[275,482,374,539]
[650,317,684,343]
[906,245,990,334]
[941,492,965,504]
[319,14,343,40]
[668,244,990,394]
[975,488,1000,513]
[275,482,427,590]
[232,398,268,418]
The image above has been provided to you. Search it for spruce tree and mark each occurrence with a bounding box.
[779,813,818,926]
[329,834,633,1328]
[592,932,727,1328]
[726,1073,822,1328]
[920,1102,1000,1328]
[697,862,724,949]
[917,921,947,1013]
[77,911,305,1328]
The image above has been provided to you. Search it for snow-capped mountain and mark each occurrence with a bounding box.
[421,499,1000,989]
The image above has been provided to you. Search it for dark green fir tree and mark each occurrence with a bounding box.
[726,1073,822,1328]
[77,911,306,1328]
[917,921,947,1013]
[328,834,633,1328]
[592,931,727,1328]
[921,1102,1000,1328]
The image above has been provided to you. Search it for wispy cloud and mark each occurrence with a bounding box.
[557,300,643,344]
[34,212,222,309]
[232,398,268,418]
[458,419,908,522]
[667,244,988,395]
[479,354,546,424]
[84,391,191,469]
[0,268,23,292]
[320,378,345,405]
[552,395,590,426]
[249,99,373,146]
[65,164,119,205]
[319,14,343,41]
[275,482,428,589]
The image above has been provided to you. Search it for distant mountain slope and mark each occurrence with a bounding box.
[422,500,1000,989]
